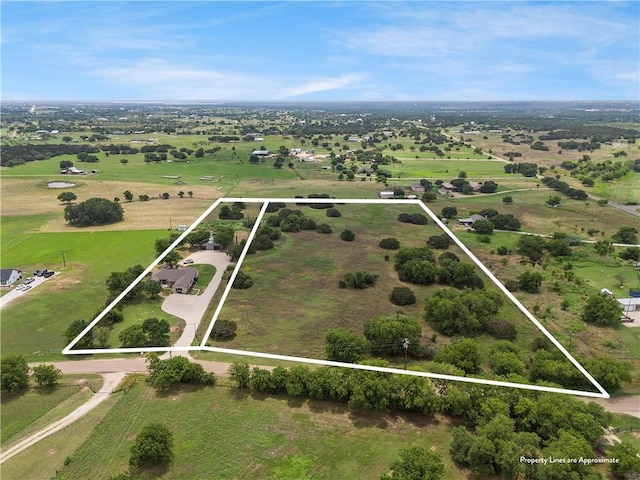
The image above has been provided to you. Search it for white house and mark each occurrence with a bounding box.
[379,191,395,199]
[0,269,22,287]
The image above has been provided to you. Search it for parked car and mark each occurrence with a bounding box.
[183,259,194,264]
[620,315,634,323]
[43,270,55,278]
[22,285,32,291]
[34,270,46,276]
[23,277,35,284]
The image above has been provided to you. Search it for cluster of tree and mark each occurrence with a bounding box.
[105,264,158,300]
[394,248,484,290]
[218,204,244,220]
[64,197,124,227]
[474,208,521,231]
[541,176,588,200]
[620,246,640,261]
[398,212,428,225]
[612,226,638,245]
[424,288,512,338]
[119,318,171,347]
[339,271,378,289]
[146,354,216,391]
[503,162,538,177]
[228,360,439,413]
[0,354,62,393]
[558,140,601,151]
[223,358,636,478]
[516,234,574,263]
[530,140,550,151]
[0,143,101,167]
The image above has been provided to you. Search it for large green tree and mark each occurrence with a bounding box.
[380,446,444,480]
[325,328,369,363]
[32,364,62,387]
[364,314,422,356]
[581,293,623,327]
[129,423,174,468]
[1,354,30,393]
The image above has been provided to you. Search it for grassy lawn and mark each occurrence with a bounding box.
[55,382,463,480]
[190,263,216,294]
[98,296,186,349]
[1,225,165,360]
[593,172,640,205]
[1,388,120,480]
[1,374,103,445]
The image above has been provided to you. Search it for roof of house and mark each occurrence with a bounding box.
[618,298,640,306]
[252,150,269,155]
[151,267,198,284]
[0,269,20,282]
[173,269,199,290]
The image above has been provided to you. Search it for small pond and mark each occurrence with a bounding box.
[48,182,77,188]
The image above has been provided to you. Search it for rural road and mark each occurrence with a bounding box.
[160,250,230,357]
[0,372,126,464]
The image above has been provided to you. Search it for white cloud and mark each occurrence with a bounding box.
[281,73,368,98]
[94,60,367,100]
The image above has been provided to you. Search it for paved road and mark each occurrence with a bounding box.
[160,251,230,358]
[0,372,126,464]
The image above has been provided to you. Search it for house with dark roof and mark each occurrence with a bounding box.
[151,267,199,294]
[1,269,22,287]
[458,214,486,226]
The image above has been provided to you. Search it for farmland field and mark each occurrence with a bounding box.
[53,381,462,480]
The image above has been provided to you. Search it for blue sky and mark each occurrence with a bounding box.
[2,1,638,101]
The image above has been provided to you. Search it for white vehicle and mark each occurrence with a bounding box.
[23,277,35,284]
[183,259,194,264]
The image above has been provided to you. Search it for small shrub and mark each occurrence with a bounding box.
[316,223,332,234]
[379,237,400,250]
[504,279,519,292]
[486,319,517,340]
[341,271,378,289]
[326,208,341,217]
[232,271,253,289]
[210,319,237,340]
[340,229,355,241]
[389,286,416,306]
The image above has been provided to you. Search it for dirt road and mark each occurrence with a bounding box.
[0,372,125,464]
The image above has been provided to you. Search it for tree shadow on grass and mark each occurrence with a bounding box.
[129,462,171,479]
[151,383,212,398]
[348,410,391,429]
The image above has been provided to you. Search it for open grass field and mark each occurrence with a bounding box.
[593,173,640,205]
[54,381,463,480]
[1,374,103,446]
[1,178,223,231]
[205,202,592,389]
[1,225,165,361]
[445,188,639,238]
[1,388,121,480]
[382,158,507,179]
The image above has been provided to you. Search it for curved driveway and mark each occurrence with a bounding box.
[161,251,230,352]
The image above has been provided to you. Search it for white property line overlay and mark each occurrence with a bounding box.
[62,197,609,399]
[200,200,271,345]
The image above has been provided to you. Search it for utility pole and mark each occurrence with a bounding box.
[61,249,67,268]
[169,216,172,231]
[403,338,410,370]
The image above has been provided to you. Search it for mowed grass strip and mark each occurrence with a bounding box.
[1,226,165,360]
[55,382,461,480]
[1,374,104,445]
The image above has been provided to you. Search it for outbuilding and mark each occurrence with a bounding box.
[0,269,22,287]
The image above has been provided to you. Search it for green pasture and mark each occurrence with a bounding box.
[593,172,640,205]
[1,223,164,360]
[1,389,120,480]
[1,150,298,187]
[1,374,103,446]
[208,203,562,382]
[55,382,461,480]
[383,158,506,179]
